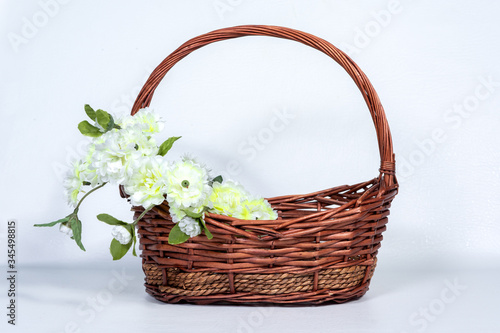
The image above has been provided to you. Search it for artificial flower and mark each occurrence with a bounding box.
[209,180,250,216]
[118,107,164,134]
[63,158,100,207]
[178,217,201,237]
[124,155,170,208]
[59,223,73,237]
[91,125,154,184]
[235,197,278,220]
[165,159,212,209]
[111,225,132,245]
[169,204,206,223]
[120,125,158,156]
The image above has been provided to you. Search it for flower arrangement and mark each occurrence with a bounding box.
[35,105,278,260]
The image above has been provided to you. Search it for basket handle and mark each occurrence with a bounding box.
[131,25,397,187]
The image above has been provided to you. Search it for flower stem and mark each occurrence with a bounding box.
[74,182,107,212]
[132,205,154,226]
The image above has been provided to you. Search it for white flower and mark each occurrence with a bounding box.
[63,139,109,207]
[80,144,101,187]
[178,217,201,237]
[59,223,73,237]
[121,125,158,156]
[168,205,186,223]
[63,156,103,207]
[124,155,170,208]
[181,154,211,175]
[117,107,164,134]
[63,160,87,206]
[91,131,135,184]
[165,160,212,209]
[111,226,132,245]
[92,126,155,184]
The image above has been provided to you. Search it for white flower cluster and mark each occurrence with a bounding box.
[64,108,163,207]
[64,107,278,242]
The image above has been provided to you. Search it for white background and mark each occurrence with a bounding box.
[1,0,499,332]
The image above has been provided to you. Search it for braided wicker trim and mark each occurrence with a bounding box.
[143,263,162,286]
[154,263,372,296]
[142,260,376,304]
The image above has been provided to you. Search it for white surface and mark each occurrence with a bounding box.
[1,0,500,332]
[2,261,499,333]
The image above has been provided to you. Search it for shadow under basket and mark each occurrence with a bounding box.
[123,25,398,305]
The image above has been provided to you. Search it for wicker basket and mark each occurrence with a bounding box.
[122,25,398,305]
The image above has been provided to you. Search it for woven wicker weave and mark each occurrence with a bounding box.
[123,25,398,305]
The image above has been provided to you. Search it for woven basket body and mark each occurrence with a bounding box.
[124,25,398,305]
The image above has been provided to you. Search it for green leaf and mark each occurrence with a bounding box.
[168,223,190,245]
[70,217,86,251]
[106,114,116,132]
[200,219,213,240]
[158,136,181,156]
[212,175,223,184]
[131,235,137,257]
[84,104,96,121]
[97,214,128,226]
[96,110,113,132]
[183,210,203,219]
[113,124,121,130]
[78,121,102,137]
[126,224,137,257]
[110,238,132,260]
[203,225,213,240]
[82,181,91,186]
[34,217,68,227]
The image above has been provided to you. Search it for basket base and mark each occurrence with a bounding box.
[142,260,376,305]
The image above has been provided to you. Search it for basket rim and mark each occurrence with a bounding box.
[124,175,396,244]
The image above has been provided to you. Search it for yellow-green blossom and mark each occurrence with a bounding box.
[235,197,278,220]
[209,181,277,220]
[209,180,249,216]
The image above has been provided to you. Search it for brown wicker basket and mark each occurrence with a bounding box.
[122,25,398,305]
